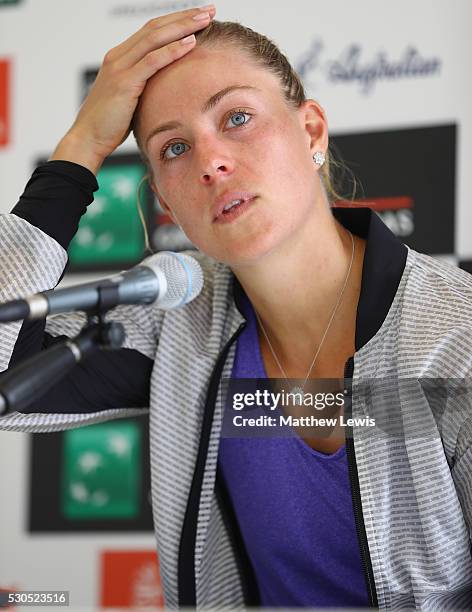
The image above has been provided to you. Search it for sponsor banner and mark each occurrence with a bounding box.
[67,155,152,270]
[62,421,141,520]
[296,39,442,96]
[28,416,153,532]
[331,124,456,255]
[44,149,194,272]
[100,550,164,609]
[109,1,195,18]
[0,59,10,147]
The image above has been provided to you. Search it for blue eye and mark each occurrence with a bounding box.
[227,110,251,128]
[161,141,189,161]
[160,109,252,163]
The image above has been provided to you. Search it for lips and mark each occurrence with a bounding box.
[212,191,257,221]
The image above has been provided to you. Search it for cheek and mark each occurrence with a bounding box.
[150,161,190,215]
[255,117,305,178]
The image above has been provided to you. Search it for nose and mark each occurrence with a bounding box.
[197,140,235,184]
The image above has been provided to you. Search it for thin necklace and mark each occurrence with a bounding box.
[254,231,355,402]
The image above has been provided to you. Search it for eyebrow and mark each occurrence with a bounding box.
[145,85,261,147]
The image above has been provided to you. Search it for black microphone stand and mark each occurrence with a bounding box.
[0,285,126,416]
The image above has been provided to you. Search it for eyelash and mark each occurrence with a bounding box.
[159,108,253,163]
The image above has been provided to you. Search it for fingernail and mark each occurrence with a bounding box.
[199,4,215,10]
[193,11,210,20]
[181,34,196,45]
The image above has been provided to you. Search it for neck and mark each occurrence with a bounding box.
[231,204,366,371]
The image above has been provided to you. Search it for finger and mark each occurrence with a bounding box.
[130,35,198,85]
[108,6,215,64]
[117,11,213,69]
[146,4,215,29]
[111,7,212,59]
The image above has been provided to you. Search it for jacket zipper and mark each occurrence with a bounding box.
[344,356,379,608]
[178,321,247,608]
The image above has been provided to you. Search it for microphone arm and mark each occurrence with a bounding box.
[0,250,204,323]
[0,287,126,416]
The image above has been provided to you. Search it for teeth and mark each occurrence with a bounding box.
[223,199,243,212]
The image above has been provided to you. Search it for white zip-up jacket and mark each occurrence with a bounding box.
[1,162,472,609]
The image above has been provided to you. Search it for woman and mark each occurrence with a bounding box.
[1,5,472,609]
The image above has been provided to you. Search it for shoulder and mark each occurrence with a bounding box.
[164,250,241,354]
[396,248,472,376]
[405,248,472,322]
[178,249,236,318]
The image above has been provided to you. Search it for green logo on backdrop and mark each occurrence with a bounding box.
[0,0,23,6]
[61,421,141,519]
[69,163,147,266]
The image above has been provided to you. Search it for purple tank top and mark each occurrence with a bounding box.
[218,291,369,607]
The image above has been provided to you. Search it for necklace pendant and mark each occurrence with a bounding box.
[289,386,305,405]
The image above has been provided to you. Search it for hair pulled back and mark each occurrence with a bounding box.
[194,20,345,204]
[133,20,353,206]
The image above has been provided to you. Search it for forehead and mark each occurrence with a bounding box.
[139,45,283,118]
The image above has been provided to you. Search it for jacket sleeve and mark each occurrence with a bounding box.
[451,417,472,545]
[0,161,161,432]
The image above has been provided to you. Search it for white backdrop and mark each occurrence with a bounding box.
[1,0,471,607]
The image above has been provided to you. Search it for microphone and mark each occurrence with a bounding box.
[0,251,204,323]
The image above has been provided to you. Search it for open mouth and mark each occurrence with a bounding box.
[215,197,257,223]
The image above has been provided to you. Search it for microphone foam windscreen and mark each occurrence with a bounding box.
[145,251,203,310]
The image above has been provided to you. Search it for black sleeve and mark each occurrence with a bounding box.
[11,160,98,250]
[8,320,153,414]
[6,160,153,414]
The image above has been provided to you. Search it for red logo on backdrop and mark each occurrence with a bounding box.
[334,196,415,238]
[330,124,456,254]
[100,550,164,608]
[0,59,10,147]
[335,196,413,210]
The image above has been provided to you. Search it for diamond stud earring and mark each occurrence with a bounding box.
[313,151,325,166]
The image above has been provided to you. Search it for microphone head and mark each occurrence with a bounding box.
[143,251,204,310]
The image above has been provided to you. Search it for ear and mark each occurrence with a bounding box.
[150,179,179,225]
[297,99,329,158]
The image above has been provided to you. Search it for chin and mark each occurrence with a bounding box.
[213,229,285,268]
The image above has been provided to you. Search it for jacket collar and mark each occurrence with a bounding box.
[332,207,408,350]
[232,207,408,352]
